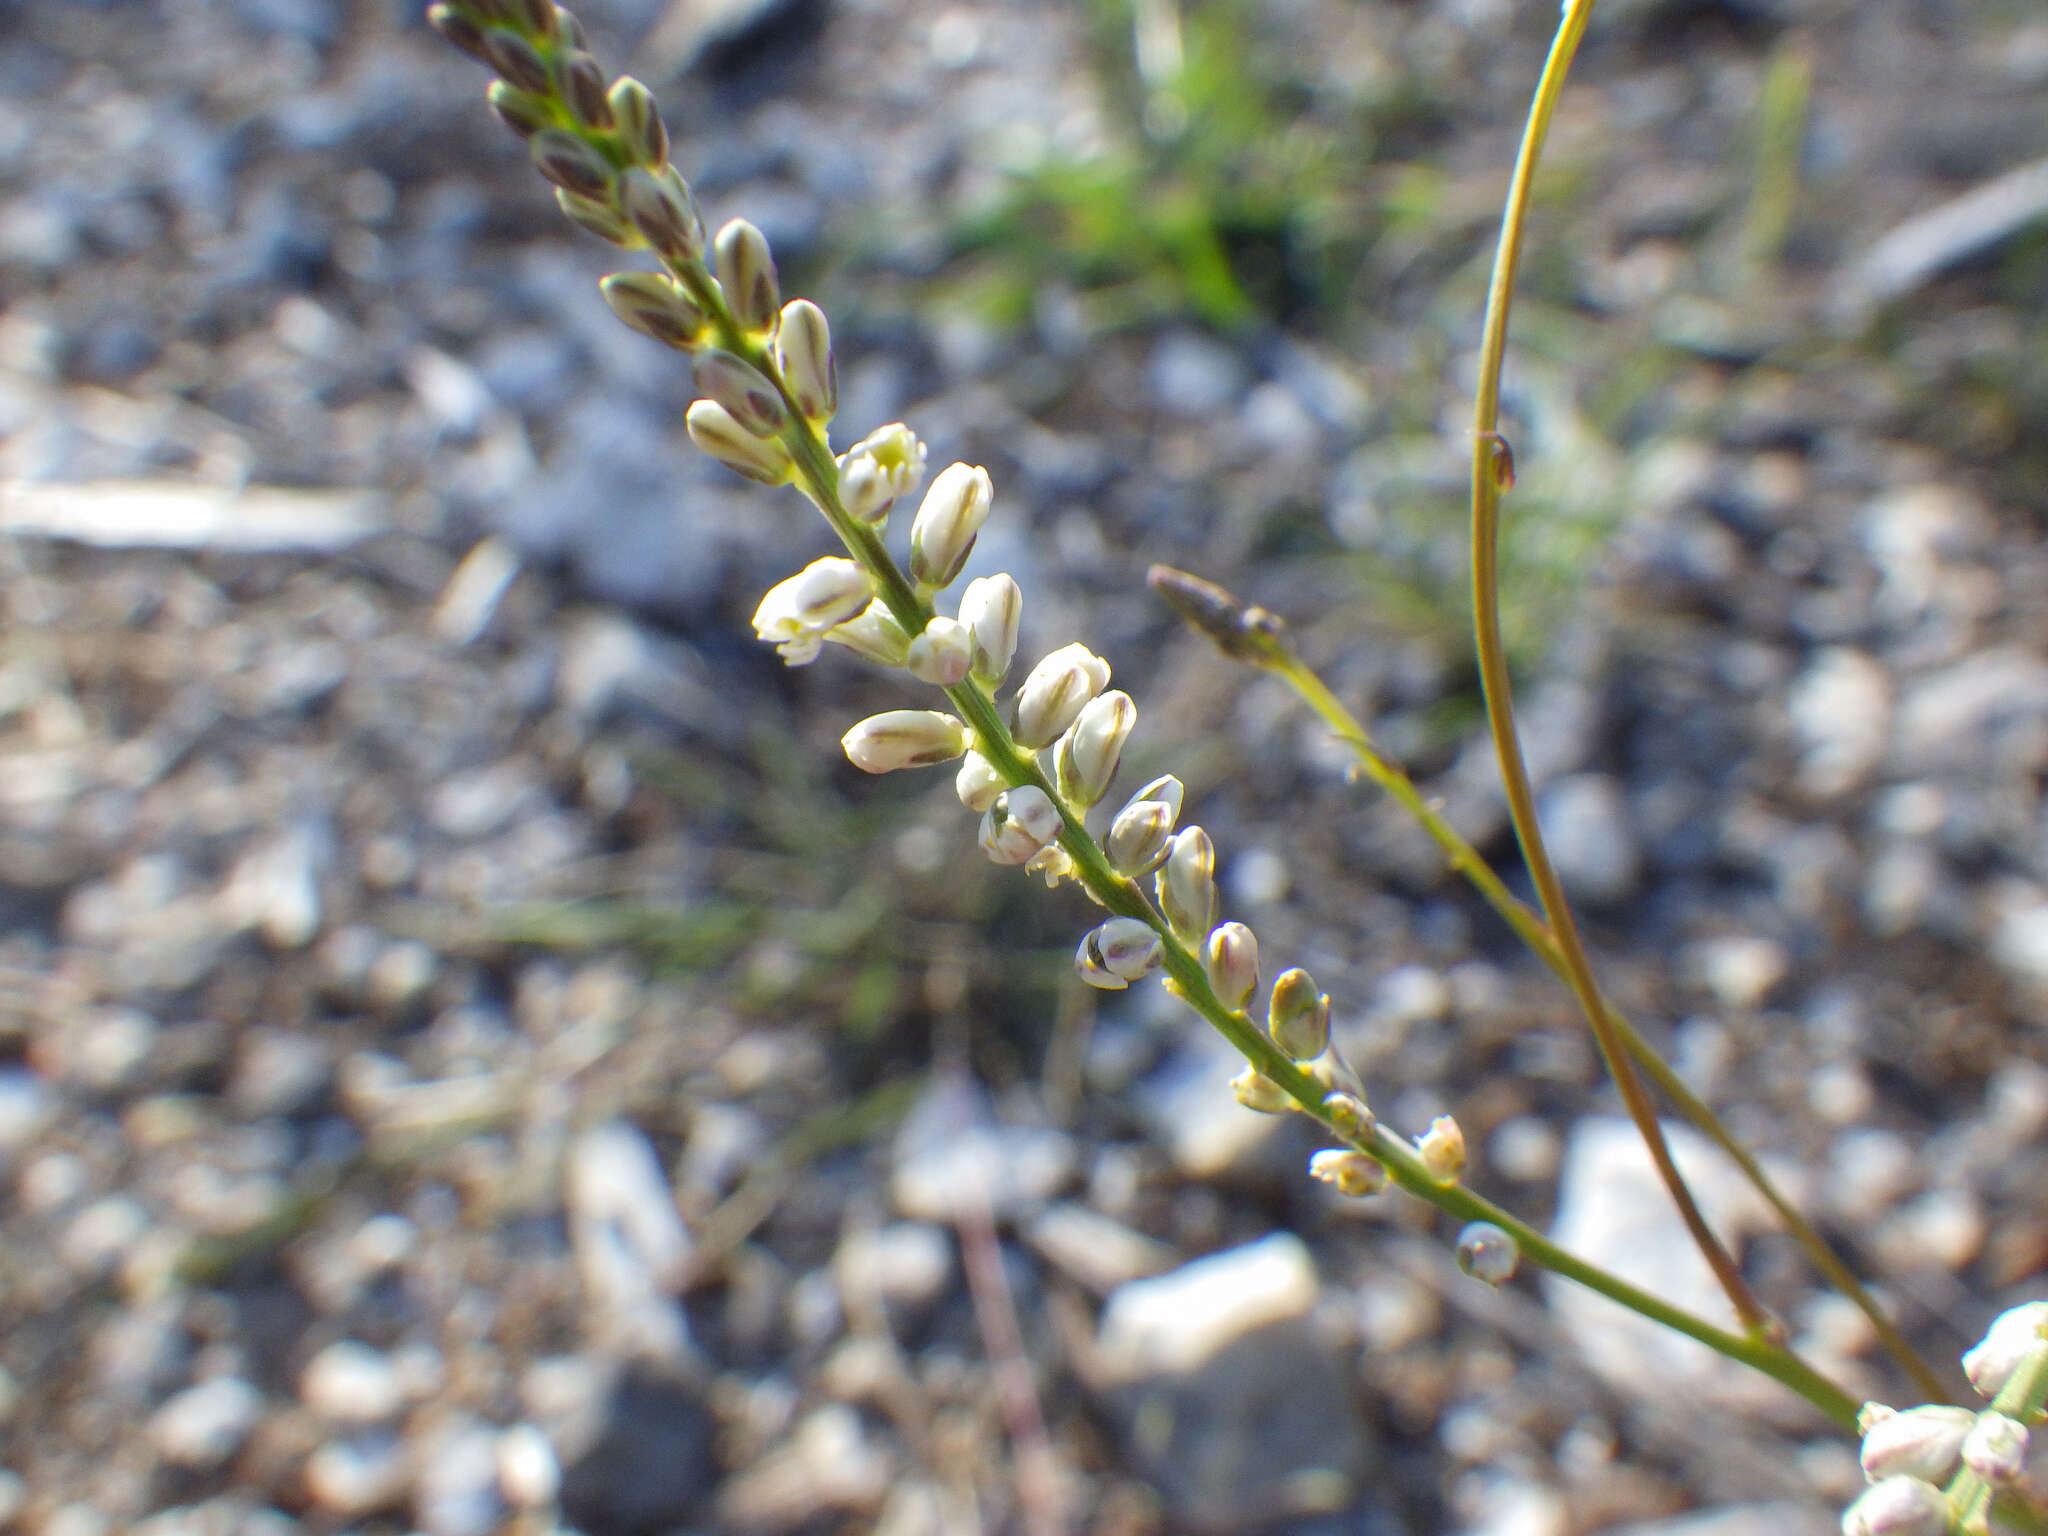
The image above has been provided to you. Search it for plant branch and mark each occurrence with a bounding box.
[1464,0,1773,1342]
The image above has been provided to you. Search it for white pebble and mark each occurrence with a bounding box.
[496,1423,561,1508]
[149,1377,264,1470]
[301,1340,405,1425]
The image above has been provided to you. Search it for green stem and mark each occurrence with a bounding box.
[1274,653,1954,1404]
[1948,1332,2048,1532]
[1466,0,1775,1344]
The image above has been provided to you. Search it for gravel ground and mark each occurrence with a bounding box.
[3,0,2048,1532]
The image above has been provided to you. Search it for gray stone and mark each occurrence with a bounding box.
[1786,647,1890,799]
[1547,1117,1771,1394]
[1149,330,1247,418]
[890,1074,1075,1221]
[1097,1238,1369,1533]
[1537,773,1642,904]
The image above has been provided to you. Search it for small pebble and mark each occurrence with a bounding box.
[301,1339,405,1424]
[149,1377,264,1470]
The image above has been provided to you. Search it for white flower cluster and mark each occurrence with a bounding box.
[1843,1302,2046,1535]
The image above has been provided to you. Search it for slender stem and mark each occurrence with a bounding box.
[1274,654,1955,1403]
[1465,0,1773,1340]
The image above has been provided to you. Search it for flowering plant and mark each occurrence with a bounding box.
[428,1,2048,1527]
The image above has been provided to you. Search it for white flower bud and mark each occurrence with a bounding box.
[906,616,973,687]
[1084,918,1162,983]
[712,217,780,334]
[1107,797,1176,877]
[1322,1091,1374,1138]
[959,574,1022,686]
[607,77,667,168]
[1012,643,1111,750]
[955,750,1005,813]
[1961,1411,2028,1484]
[841,710,968,774]
[1076,935,1128,990]
[980,786,1060,865]
[1309,1149,1387,1197]
[1266,967,1330,1060]
[1156,826,1218,942]
[773,299,836,422]
[1964,1301,2048,1398]
[600,271,704,348]
[1203,922,1259,1012]
[1057,690,1137,809]
[836,423,926,524]
[825,599,911,668]
[753,558,873,663]
[1859,1405,1974,1484]
[1416,1115,1466,1184]
[909,462,994,590]
[1841,1476,1949,1536]
[687,398,793,485]
[695,349,787,437]
[1230,1068,1293,1115]
[618,165,704,264]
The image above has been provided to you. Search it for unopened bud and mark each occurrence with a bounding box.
[1322,1091,1373,1138]
[483,27,552,92]
[1858,1405,1973,1484]
[504,0,556,37]
[600,271,705,349]
[558,50,614,130]
[958,574,1022,686]
[1964,1301,2048,1398]
[1266,967,1330,1059]
[713,218,780,334]
[1107,796,1176,878]
[558,189,642,246]
[1230,1068,1293,1115]
[1455,1222,1519,1284]
[1840,1477,1949,1536]
[1156,826,1218,942]
[752,557,872,663]
[1309,1149,1387,1197]
[487,79,552,138]
[608,77,668,167]
[619,166,705,265]
[842,710,969,774]
[1083,919,1162,983]
[1416,1116,1466,1183]
[1203,922,1259,1011]
[529,127,613,199]
[909,463,994,590]
[427,4,492,61]
[773,300,836,423]
[686,399,792,486]
[1961,1411,2028,1484]
[695,349,787,437]
[1013,643,1111,751]
[836,423,926,524]
[980,786,1060,865]
[1057,690,1137,809]
[955,750,1005,813]
[1147,564,1293,666]
[824,599,911,668]
[906,617,973,687]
